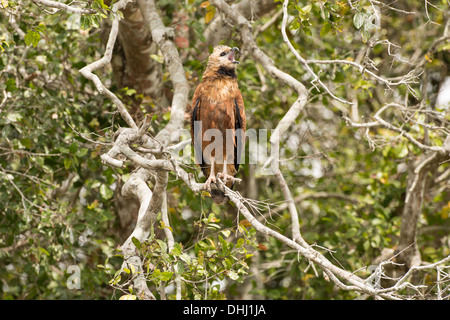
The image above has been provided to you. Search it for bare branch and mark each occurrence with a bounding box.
[137,0,190,145]
[32,0,96,15]
[306,58,420,88]
[280,0,352,105]
[0,89,8,114]
[272,192,359,215]
[203,0,278,48]
[344,103,449,154]
[275,169,306,247]
[79,0,137,130]
[219,179,399,299]
[367,0,416,15]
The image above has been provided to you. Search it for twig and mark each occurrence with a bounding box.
[32,0,96,15]
[275,169,305,247]
[280,0,352,105]
[344,103,449,153]
[79,0,137,130]
[0,89,7,114]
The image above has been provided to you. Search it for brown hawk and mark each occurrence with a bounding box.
[190,45,246,204]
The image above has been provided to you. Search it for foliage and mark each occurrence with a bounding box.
[0,0,449,300]
[0,1,121,299]
[108,214,259,300]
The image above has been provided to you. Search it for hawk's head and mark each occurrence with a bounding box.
[206,45,240,75]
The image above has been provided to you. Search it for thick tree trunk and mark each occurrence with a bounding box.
[105,2,168,236]
[393,152,445,276]
[117,3,163,99]
[199,0,278,60]
[104,2,164,123]
[396,157,427,270]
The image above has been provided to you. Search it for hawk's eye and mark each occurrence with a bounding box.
[220,51,228,56]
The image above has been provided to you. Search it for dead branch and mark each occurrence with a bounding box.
[32,0,96,15]
[137,0,190,146]
[79,0,137,130]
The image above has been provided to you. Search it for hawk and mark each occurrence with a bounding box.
[190,45,246,204]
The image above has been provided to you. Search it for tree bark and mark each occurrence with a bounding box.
[107,1,164,122]
[395,152,447,272]
[198,0,278,61]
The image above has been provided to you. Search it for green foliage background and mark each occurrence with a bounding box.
[0,0,449,299]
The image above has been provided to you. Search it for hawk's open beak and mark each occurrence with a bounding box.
[228,47,240,64]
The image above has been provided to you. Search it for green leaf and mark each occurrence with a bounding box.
[160,271,173,281]
[320,23,332,37]
[80,16,91,30]
[197,251,204,265]
[100,184,113,200]
[150,54,163,64]
[205,6,216,24]
[39,247,50,256]
[221,230,231,238]
[228,270,239,280]
[90,15,100,29]
[320,6,329,20]
[125,88,137,96]
[69,142,78,154]
[190,20,206,43]
[171,246,181,257]
[88,118,100,128]
[64,158,72,169]
[303,27,312,36]
[175,260,185,274]
[151,268,161,279]
[34,23,46,33]
[298,4,312,21]
[20,138,32,149]
[76,148,89,157]
[131,237,141,249]
[5,78,17,93]
[207,223,221,230]
[394,143,409,158]
[353,12,366,30]
[360,28,371,43]
[157,239,168,253]
[67,14,81,30]
[96,0,109,10]
[25,30,41,47]
[179,253,191,264]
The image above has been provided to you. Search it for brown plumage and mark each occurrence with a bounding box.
[190,45,246,204]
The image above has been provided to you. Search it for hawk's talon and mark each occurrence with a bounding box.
[217,172,235,183]
[203,175,217,192]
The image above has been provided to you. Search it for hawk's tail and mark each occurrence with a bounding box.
[211,181,234,205]
[211,190,228,205]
